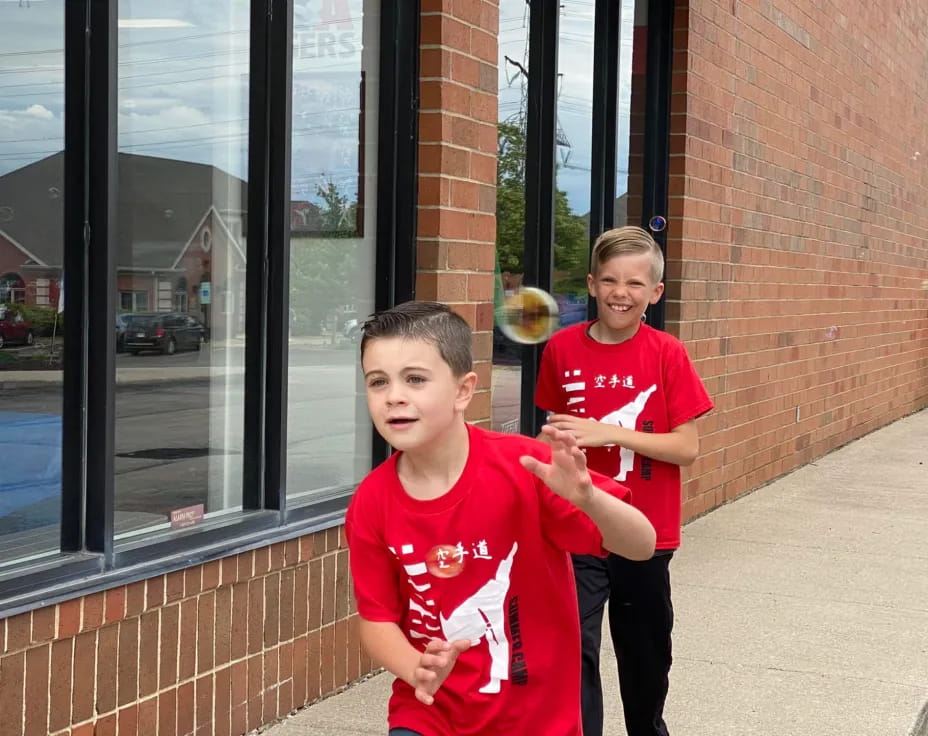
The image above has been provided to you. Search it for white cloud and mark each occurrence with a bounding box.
[23,104,54,120]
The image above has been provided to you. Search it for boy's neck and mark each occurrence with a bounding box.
[588,319,641,345]
[396,419,470,501]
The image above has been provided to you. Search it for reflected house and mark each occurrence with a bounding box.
[0,152,248,341]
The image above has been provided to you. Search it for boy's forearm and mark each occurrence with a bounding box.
[577,489,655,560]
[602,423,699,466]
[359,618,421,688]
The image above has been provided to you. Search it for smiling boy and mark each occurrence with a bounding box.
[535,226,714,736]
[345,301,656,736]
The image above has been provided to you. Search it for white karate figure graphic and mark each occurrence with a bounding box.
[598,384,657,481]
[440,542,518,694]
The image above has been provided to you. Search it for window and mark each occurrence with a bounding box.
[119,290,150,312]
[491,0,531,433]
[285,0,380,507]
[114,0,250,545]
[0,0,64,566]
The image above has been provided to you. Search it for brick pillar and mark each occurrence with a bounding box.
[417,0,499,426]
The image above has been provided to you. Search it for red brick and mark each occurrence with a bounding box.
[49,639,73,732]
[96,624,119,714]
[31,605,56,644]
[138,697,158,735]
[201,560,221,591]
[176,682,195,736]
[159,604,179,689]
[94,713,116,736]
[117,618,139,707]
[196,592,215,674]
[138,611,159,697]
[104,588,126,625]
[117,705,138,736]
[195,674,213,733]
[178,599,197,681]
[158,690,177,736]
[230,583,248,661]
[146,576,165,609]
[0,651,24,731]
[247,579,264,655]
[71,631,96,723]
[165,571,185,603]
[213,667,232,736]
[57,599,81,639]
[5,612,30,653]
[125,582,146,617]
[214,585,232,668]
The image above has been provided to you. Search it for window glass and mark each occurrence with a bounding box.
[552,1,596,335]
[115,0,250,544]
[491,0,530,433]
[285,0,380,506]
[0,0,65,566]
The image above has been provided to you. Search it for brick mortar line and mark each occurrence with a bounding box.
[417,203,497,216]
[420,44,499,68]
[419,172,496,184]
[420,12,497,36]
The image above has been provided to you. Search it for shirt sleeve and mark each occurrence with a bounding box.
[534,338,561,413]
[663,339,714,429]
[345,489,404,623]
[527,442,632,556]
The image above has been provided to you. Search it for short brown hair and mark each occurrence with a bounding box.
[360,301,473,376]
[590,226,664,284]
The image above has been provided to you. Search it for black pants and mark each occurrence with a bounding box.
[574,552,674,736]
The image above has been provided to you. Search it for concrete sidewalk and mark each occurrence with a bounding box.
[262,409,928,736]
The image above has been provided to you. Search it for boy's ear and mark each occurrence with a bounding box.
[586,272,595,295]
[649,282,665,304]
[454,371,478,411]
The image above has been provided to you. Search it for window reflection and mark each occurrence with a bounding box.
[553,1,595,335]
[491,0,530,433]
[115,0,250,544]
[0,0,64,565]
[285,0,378,505]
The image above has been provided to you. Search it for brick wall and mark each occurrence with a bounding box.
[670,0,928,519]
[0,529,366,736]
[417,0,500,426]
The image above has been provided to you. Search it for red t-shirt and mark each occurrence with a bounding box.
[345,423,631,736]
[535,322,713,549]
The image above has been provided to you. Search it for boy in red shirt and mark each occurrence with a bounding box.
[536,226,714,736]
[346,301,656,736]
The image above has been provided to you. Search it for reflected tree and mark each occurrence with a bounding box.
[495,122,588,294]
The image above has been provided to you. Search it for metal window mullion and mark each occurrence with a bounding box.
[84,0,118,562]
[262,0,294,514]
[61,0,90,553]
[642,0,675,332]
[372,0,420,467]
[520,0,560,437]
[243,0,272,511]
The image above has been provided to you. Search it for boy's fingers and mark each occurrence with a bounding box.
[423,638,450,654]
[449,639,472,656]
[415,688,435,706]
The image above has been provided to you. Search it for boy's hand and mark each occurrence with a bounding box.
[413,638,472,705]
[519,425,596,510]
[546,413,618,448]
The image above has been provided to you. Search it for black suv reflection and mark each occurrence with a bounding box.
[124,312,207,355]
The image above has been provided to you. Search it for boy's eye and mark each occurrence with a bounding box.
[367,377,386,388]
[407,375,426,384]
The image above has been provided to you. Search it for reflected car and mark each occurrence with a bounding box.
[0,306,34,349]
[115,312,133,353]
[124,312,207,355]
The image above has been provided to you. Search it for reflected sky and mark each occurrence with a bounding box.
[499,0,637,212]
[0,0,368,206]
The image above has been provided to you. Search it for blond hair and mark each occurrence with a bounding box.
[590,226,664,284]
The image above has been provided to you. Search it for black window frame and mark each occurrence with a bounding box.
[0,0,419,618]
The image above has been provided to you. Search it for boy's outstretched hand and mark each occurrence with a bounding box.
[413,638,472,705]
[519,425,596,510]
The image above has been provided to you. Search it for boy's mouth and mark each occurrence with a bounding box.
[607,303,632,313]
[387,417,417,427]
